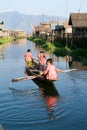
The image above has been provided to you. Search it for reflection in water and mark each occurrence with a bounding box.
[9,87,38,97]
[15,39,26,44]
[10,80,59,121]
[0,53,4,59]
[38,82,59,120]
[25,67,60,120]
[0,46,4,59]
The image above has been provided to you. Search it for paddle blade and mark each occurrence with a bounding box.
[63,69,77,72]
[12,77,27,82]
[11,76,35,82]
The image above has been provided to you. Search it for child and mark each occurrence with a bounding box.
[24,49,34,67]
[38,51,46,71]
[44,58,63,80]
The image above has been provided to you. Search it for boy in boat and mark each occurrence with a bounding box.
[38,51,46,71]
[44,58,63,80]
[24,49,34,67]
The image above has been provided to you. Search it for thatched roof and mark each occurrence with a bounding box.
[68,13,87,27]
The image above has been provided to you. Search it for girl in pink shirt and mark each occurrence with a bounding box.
[38,51,46,71]
[44,58,63,80]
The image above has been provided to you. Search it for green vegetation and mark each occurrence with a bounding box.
[71,48,87,65]
[27,37,46,46]
[28,37,87,65]
[27,37,34,41]
[14,36,26,39]
[28,37,70,55]
[42,42,56,52]
[54,47,69,57]
[33,38,46,46]
[0,37,13,45]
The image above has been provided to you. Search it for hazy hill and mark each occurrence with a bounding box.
[0,11,66,33]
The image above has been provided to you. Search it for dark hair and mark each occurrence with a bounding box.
[46,58,53,64]
[27,49,31,52]
[40,51,44,53]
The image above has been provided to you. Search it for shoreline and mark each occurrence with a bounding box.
[72,61,87,70]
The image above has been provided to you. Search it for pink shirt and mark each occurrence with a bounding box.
[38,53,46,65]
[44,64,60,80]
[24,52,33,62]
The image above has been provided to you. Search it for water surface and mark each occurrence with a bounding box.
[0,39,87,130]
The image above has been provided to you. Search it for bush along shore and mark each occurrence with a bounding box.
[0,37,14,45]
[27,37,87,66]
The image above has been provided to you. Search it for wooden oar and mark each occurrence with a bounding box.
[11,75,41,82]
[11,69,76,83]
[63,68,77,73]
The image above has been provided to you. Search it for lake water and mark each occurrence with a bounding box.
[0,39,87,130]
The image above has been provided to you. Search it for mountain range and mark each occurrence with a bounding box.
[0,11,66,34]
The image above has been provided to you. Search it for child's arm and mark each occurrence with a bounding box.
[55,67,64,73]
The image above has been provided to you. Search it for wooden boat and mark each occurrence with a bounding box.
[25,66,60,97]
[25,67,53,88]
[25,62,53,85]
[12,59,59,83]
[11,60,60,98]
[25,59,59,85]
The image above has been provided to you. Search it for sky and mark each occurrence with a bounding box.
[0,0,87,18]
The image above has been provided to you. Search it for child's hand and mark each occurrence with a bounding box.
[39,71,44,75]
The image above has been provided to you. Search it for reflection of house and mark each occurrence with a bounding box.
[68,13,87,38]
